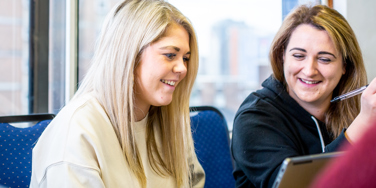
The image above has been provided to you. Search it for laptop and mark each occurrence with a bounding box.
[272,152,343,188]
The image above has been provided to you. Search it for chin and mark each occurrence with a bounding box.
[154,99,173,107]
[297,96,320,103]
[295,93,318,103]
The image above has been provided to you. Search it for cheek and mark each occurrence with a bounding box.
[181,69,188,80]
[320,70,343,91]
[329,71,344,85]
[134,68,141,87]
[285,60,300,74]
[283,62,295,78]
[322,64,343,80]
[179,63,188,80]
[136,69,153,90]
[283,57,291,70]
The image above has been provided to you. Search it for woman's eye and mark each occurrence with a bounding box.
[319,58,331,63]
[293,54,305,59]
[183,57,190,63]
[164,53,176,59]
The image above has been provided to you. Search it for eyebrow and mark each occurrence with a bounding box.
[289,47,306,52]
[318,51,337,59]
[160,46,191,55]
[160,46,180,52]
[289,48,337,59]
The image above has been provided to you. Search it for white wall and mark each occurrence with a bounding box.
[335,0,376,81]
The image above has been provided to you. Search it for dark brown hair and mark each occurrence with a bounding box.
[269,5,367,138]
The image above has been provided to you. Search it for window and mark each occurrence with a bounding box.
[0,1,30,116]
[168,0,283,129]
[0,0,320,119]
[78,0,120,81]
[77,0,282,129]
[77,0,320,130]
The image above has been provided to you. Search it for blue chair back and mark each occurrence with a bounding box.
[190,106,235,188]
[0,114,54,188]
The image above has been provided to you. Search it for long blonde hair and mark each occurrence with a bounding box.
[270,5,367,138]
[74,0,199,187]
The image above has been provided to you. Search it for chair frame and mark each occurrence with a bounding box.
[190,106,226,120]
[0,113,55,123]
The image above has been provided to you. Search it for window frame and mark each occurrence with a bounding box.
[29,0,50,113]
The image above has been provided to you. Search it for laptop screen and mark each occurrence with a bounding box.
[272,152,343,188]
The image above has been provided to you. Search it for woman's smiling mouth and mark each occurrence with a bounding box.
[160,79,176,86]
[299,78,321,84]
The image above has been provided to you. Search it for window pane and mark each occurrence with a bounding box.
[0,0,30,115]
[78,0,120,81]
[169,0,282,130]
[49,0,66,114]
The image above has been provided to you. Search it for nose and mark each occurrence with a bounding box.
[173,59,187,76]
[302,57,318,77]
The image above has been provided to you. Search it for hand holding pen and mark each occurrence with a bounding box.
[345,77,376,143]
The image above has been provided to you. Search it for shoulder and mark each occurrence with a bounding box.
[66,94,110,124]
[38,94,113,147]
[235,82,285,116]
[32,93,120,182]
[232,87,300,150]
[234,88,286,129]
[51,93,112,135]
[35,93,114,149]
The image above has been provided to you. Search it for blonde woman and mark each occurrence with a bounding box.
[231,4,376,188]
[30,0,205,187]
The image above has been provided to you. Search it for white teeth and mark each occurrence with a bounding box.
[161,79,176,86]
[300,79,320,84]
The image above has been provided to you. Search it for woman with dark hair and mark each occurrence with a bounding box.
[231,4,376,188]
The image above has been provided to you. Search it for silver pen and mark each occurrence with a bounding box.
[330,85,369,103]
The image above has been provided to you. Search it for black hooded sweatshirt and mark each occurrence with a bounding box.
[231,76,348,188]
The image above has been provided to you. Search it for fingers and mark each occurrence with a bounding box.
[360,77,376,120]
[346,78,376,143]
[364,77,376,96]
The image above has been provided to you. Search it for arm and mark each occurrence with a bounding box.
[324,129,349,152]
[346,78,376,143]
[191,152,206,188]
[31,162,105,188]
[232,109,301,188]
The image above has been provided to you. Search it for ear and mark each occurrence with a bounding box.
[342,61,346,75]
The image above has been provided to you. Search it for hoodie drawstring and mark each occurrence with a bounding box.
[311,116,325,153]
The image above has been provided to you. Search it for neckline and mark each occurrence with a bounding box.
[134,114,148,133]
